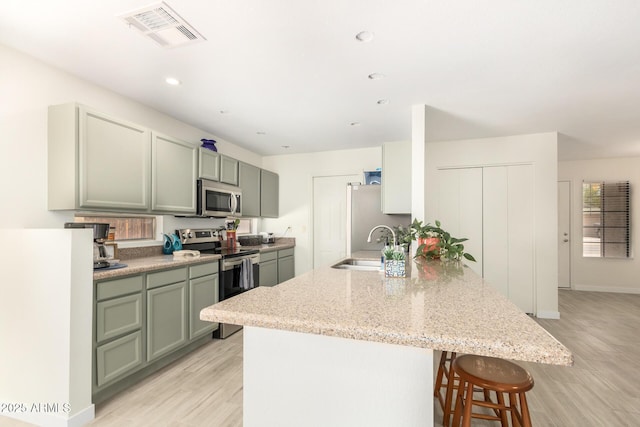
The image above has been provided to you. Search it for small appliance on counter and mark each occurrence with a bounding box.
[259,232,276,244]
[64,222,114,269]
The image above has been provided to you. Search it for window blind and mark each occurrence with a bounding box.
[582,181,631,258]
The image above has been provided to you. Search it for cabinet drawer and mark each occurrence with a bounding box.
[260,251,277,262]
[146,267,187,289]
[96,275,143,301]
[278,247,295,258]
[189,262,218,279]
[96,331,142,387]
[96,294,142,343]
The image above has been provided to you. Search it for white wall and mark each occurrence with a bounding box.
[262,147,382,275]
[559,156,640,293]
[0,43,259,231]
[424,132,559,317]
[0,229,94,427]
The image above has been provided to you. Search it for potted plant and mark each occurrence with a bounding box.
[409,219,476,263]
[383,246,406,277]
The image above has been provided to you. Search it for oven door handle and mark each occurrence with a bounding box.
[222,255,259,270]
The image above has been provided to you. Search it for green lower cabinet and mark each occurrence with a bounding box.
[96,294,142,343]
[96,331,143,387]
[259,251,278,287]
[147,281,187,362]
[189,274,219,339]
[277,248,295,283]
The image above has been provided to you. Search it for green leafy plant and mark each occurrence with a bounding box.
[375,224,413,252]
[410,219,476,262]
[383,246,406,261]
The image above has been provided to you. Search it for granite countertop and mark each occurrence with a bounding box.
[201,258,573,366]
[239,238,295,253]
[93,253,221,280]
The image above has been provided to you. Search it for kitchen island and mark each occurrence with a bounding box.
[201,259,572,427]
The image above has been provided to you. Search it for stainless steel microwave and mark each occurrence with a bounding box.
[197,179,242,217]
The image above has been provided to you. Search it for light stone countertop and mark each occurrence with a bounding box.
[201,258,573,366]
[93,253,221,280]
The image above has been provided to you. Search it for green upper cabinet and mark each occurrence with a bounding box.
[151,133,197,214]
[198,147,220,181]
[239,162,261,217]
[220,155,239,186]
[48,103,151,210]
[260,169,279,218]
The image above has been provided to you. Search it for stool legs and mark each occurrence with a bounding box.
[434,351,457,427]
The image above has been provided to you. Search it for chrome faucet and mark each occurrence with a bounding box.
[366,225,396,247]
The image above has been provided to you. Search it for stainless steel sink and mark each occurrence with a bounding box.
[331,258,381,271]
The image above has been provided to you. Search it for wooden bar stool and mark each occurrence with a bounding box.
[434,351,458,427]
[451,355,534,427]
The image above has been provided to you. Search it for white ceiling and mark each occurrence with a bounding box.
[2,0,640,160]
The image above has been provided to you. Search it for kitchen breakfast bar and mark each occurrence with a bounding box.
[200,257,573,427]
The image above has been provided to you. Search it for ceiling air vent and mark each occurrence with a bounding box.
[119,2,206,48]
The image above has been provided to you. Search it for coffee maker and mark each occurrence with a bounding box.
[64,222,111,269]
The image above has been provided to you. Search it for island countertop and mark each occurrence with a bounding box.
[201,259,573,366]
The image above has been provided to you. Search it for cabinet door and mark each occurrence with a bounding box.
[260,169,279,218]
[220,155,239,185]
[147,281,187,361]
[189,273,219,339]
[277,256,295,283]
[382,141,411,214]
[199,148,220,181]
[259,259,278,287]
[151,133,197,213]
[79,107,150,210]
[96,294,142,343]
[239,162,261,217]
[96,331,142,387]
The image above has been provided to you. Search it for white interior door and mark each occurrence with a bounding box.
[483,167,509,298]
[558,181,571,288]
[313,175,360,268]
[437,168,483,276]
[507,165,534,313]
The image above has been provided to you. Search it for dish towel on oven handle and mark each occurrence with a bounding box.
[240,257,254,290]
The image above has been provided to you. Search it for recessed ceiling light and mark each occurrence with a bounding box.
[355,31,374,42]
[368,73,385,80]
[165,77,181,86]
[377,99,390,105]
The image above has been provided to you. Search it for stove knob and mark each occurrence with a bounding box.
[188,232,193,238]
[181,232,188,239]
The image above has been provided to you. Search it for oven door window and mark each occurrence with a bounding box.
[220,262,260,300]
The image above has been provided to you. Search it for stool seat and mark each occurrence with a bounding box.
[452,355,534,427]
[454,355,534,392]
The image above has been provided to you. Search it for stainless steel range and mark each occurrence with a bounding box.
[177,228,260,338]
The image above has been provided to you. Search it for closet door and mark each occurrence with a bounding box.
[506,165,534,313]
[437,168,483,276]
[482,167,509,297]
[483,165,534,313]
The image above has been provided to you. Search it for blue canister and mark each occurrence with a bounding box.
[162,234,174,254]
[171,234,183,251]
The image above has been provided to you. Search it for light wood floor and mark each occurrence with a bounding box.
[2,290,639,426]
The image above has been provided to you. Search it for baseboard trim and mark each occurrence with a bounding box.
[3,404,94,427]
[536,310,560,319]
[572,285,640,294]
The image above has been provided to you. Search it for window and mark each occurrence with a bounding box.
[582,181,631,258]
[74,214,156,241]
